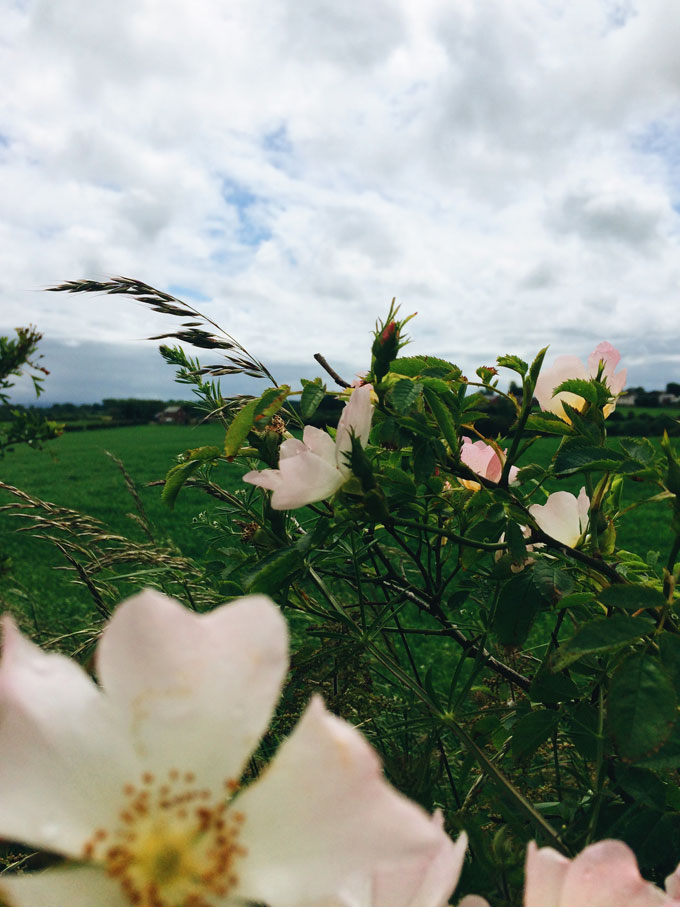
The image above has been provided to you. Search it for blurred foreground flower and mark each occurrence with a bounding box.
[243,383,374,509]
[319,812,470,907]
[0,589,446,907]
[525,840,680,907]
[529,488,589,548]
[459,438,519,491]
[534,341,626,421]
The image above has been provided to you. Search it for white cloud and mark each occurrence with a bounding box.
[1,0,679,399]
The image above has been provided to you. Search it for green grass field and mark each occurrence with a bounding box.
[1,424,675,639]
[0,424,244,636]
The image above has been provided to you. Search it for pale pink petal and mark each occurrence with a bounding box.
[508,464,520,484]
[588,341,621,378]
[96,590,287,797]
[558,840,669,907]
[524,843,570,907]
[0,617,134,857]
[609,367,627,396]
[458,898,491,907]
[460,439,500,481]
[299,426,338,464]
[665,863,680,898]
[273,447,345,507]
[336,384,374,470]
[370,819,467,907]
[0,865,128,907]
[529,491,585,547]
[576,486,590,534]
[534,355,588,420]
[233,696,443,907]
[279,436,309,459]
[242,465,285,493]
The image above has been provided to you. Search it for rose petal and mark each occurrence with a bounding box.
[96,590,287,795]
[534,355,588,421]
[0,865,128,907]
[233,696,442,907]
[524,843,570,907]
[559,840,669,907]
[588,342,621,378]
[274,447,345,508]
[336,384,374,470]
[0,617,134,857]
[298,426,338,464]
[370,820,467,907]
[458,898,491,907]
[529,490,586,547]
[460,439,499,481]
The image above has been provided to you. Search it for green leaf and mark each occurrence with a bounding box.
[608,653,677,762]
[553,378,597,405]
[493,572,541,646]
[554,440,631,476]
[597,584,667,611]
[413,437,436,485]
[525,413,573,436]
[528,347,548,386]
[497,354,528,376]
[244,546,304,594]
[423,385,459,453]
[618,437,656,465]
[224,386,290,457]
[161,446,222,509]
[390,355,461,379]
[388,378,422,415]
[552,614,654,670]
[529,672,579,704]
[512,710,560,761]
[300,379,326,420]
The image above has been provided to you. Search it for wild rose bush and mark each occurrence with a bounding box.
[4,280,680,905]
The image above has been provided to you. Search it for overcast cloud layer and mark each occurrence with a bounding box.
[2,0,679,402]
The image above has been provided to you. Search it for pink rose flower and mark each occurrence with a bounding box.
[529,487,589,548]
[525,840,680,907]
[459,437,519,490]
[534,342,626,421]
[243,383,374,509]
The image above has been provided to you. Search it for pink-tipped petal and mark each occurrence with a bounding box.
[0,617,134,858]
[0,865,128,907]
[96,590,288,797]
[559,840,669,907]
[524,843,571,907]
[233,696,443,907]
[588,341,621,378]
[458,898,492,907]
[460,439,502,482]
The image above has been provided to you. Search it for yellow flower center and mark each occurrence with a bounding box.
[82,769,246,907]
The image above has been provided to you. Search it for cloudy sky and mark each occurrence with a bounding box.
[2,0,679,403]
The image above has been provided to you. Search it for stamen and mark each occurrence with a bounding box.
[82,769,246,907]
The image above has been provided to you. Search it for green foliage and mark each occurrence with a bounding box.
[6,285,680,904]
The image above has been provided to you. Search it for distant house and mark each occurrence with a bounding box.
[156,405,188,424]
[659,393,680,406]
[617,392,637,406]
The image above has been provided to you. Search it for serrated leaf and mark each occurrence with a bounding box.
[554,441,631,476]
[608,653,677,762]
[529,672,579,704]
[525,413,573,436]
[553,378,598,405]
[497,354,528,376]
[161,446,222,509]
[300,380,326,420]
[423,385,459,452]
[552,614,654,670]
[528,347,548,385]
[244,546,304,594]
[389,378,422,415]
[618,437,656,465]
[493,572,541,646]
[224,386,290,457]
[390,355,461,379]
[597,584,667,611]
[512,710,560,761]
